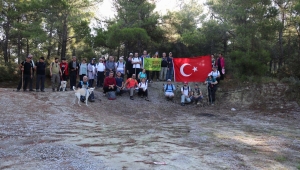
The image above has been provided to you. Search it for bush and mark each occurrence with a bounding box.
[0,62,19,81]
[229,50,270,82]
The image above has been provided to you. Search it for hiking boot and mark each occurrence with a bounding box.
[145,97,149,101]
[29,89,34,92]
[89,99,95,102]
[181,103,185,106]
[52,89,55,92]
[41,90,45,92]
[141,95,144,98]
[130,96,134,100]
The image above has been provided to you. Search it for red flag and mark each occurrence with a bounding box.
[173,56,212,82]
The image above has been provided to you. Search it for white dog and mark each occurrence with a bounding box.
[60,81,67,91]
[73,86,95,106]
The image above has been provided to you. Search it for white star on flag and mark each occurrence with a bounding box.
[192,67,198,72]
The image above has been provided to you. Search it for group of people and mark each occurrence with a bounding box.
[16,51,225,105]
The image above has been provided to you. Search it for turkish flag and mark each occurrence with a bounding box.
[173,56,212,82]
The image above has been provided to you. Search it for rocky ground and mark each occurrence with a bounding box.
[0,81,300,170]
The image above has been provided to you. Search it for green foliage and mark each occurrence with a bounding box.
[229,50,269,81]
[0,62,19,81]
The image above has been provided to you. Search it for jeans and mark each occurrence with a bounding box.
[166,67,174,80]
[159,67,168,80]
[36,74,45,90]
[181,95,191,103]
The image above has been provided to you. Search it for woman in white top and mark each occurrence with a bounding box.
[115,56,126,78]
[79,58,88,81]
[138,78,149,101]
[209,66,220,82]
[96,58,105,87]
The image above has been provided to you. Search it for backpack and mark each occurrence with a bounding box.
[22,60,33,67]
[165,84,174,92]
[107,91,116,100]
[117,61,126,67]
[80,81,89,88]
[182,86,190,93]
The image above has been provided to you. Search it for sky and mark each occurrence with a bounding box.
[95,0,207,19]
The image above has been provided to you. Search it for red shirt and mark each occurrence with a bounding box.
[125,78,138,88]
[60,62,69,75]
[104,77,116,87]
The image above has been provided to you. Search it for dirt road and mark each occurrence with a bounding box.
[0,85,299,170]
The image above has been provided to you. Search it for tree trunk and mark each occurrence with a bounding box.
[26,38,29,57]
[47,22,53,59]
[3,20,10,63]
[61,14,68,59]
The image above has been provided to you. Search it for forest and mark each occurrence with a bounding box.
[1,0,300,83]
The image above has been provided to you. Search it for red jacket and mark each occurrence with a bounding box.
[60,62,69,75]
[104,77,116,87]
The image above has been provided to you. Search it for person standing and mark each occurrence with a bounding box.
[159,52,168,81]
[216,53,225,81]
[150,52,160,82]
[166,52,174,81]
[96,57,105,88]
[50,57,62,92]
[115,56,126,78]
[60,58,69,84]
[132,52,142,76]
[79,58,88,81]
[87,59,96,87]
[35,56,46,92]
[126,53,134,78]
[21,54,36,91]
[68,56,79,90]
[16,55,33,92]
[205,75,218,105]
[105,56,116,77]
[140,50,150,80]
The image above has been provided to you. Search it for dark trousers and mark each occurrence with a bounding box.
[97,71,105,87]
[208,86,217,103]
[103,86,117,93]
[88,79,94,87]
[79,74,86,81]
[138,88,148,97]
[61,74,69,81]
[17,74,31,90]
[69,71,77,89]
[151,71,159,80]
[218,66,224,80]
[36,75,45,90]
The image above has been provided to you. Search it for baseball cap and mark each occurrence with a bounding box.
[167,79,171,81]
[40,57,45,60]
[184,81,188,84]
[129,53,133,55]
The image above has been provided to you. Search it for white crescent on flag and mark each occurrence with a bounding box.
[180,63,192,77]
